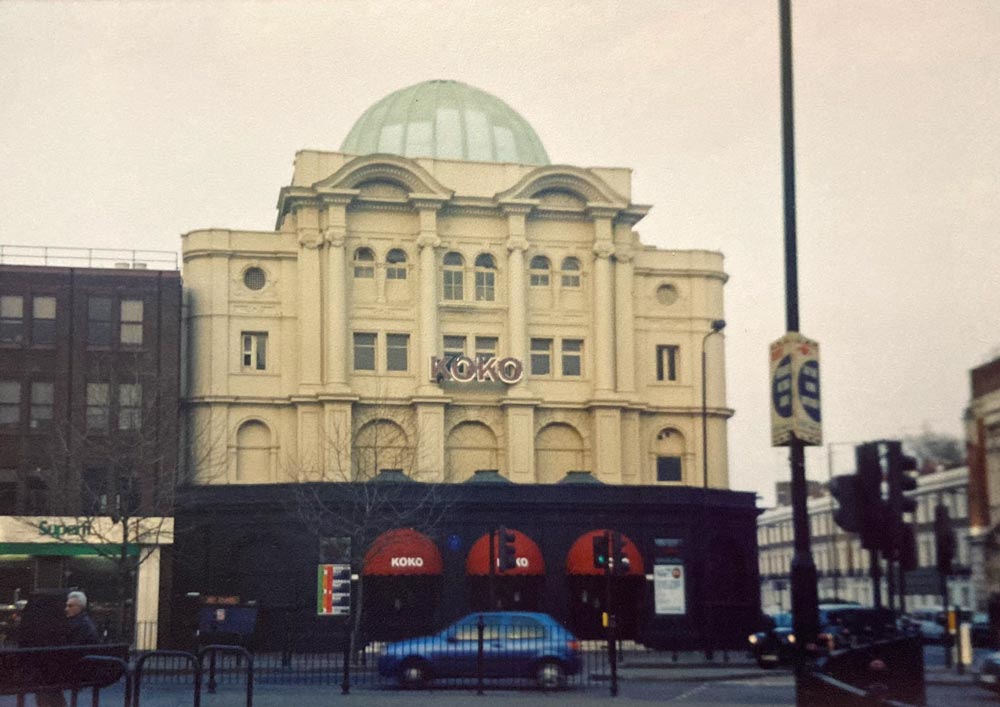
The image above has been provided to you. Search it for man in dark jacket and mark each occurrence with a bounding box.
[35,591,101,707]
[64,591,100,645]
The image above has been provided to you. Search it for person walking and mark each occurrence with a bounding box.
[35,591,101,707]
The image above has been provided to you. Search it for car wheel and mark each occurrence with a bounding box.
[536,660,566,689]
[399,659,429,689]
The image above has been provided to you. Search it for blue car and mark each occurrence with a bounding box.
[378,611,581,689]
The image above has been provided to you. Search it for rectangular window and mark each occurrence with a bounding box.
[31,296,56,346]
[0,295,24,345]
[530,338,552,376]
[120,299,144,345]
[241,332,268,371]
[0,381,21,427]
[475,270,495,301]
[657,456,682,482]
[118,383,142,430]
[386,334,409,372]
[83,467,110,516]
[475,336,498,362]
[87,296,113,347]
[443,270,463,301]
[561,339,583,376]
[443,335,466,362]
[29,382,53,429]
[353,333,376,371]
[86,383,110,432]
[656,344,679,381]
[529,271,549,287]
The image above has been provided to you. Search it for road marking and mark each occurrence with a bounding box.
[668,683,709,702]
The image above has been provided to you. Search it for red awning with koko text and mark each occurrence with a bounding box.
[465,529,545,577]
[565,529,645,576]
[363,528,444,576]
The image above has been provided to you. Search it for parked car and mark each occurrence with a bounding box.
[378,611,581,689]
[748,612,795,668]
[972,612,994,649]
[748,604,899,668]
[977,651,1000,693]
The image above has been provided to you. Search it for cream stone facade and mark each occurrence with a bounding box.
[182,81,731,488]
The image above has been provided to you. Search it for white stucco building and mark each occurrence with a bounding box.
[182,80,731,488]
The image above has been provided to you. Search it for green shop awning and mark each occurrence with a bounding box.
[0,543,141,557]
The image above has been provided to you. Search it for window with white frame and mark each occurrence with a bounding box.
[0,296,23,345]
[530,338,552,376]
[443,252,464,300]
[353,248,375,278]
[86,383,110,432]
[561,257,581,287]
[118,383,142,430]
[0,381,20,427]
[32,296,56,346]
[529,255,550,286]
[29,382,53,429]
[443,335,466,362]
[353,333,376,371]
[474,253,496,301]
[475,336,497,362]
[120,299,143,345]
[241,332,268,371]
[386,248,408,279]
[561,339,582,376]
[386,334,409,372]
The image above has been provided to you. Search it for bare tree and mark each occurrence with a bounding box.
[17,353,224,645]
[902,428,966,473]
[285,398,452,661]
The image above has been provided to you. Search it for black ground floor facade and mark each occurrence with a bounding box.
[170,481,761,651]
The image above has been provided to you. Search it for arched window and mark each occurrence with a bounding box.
[535,422,585,484]
[653,428,685,483]
[561,257,581,288]
[445,421,500,482]
[443,252,464,301]
[354,248,375,278]
[529,256,550,286]
[474,253,497,302]
[386,248,408,280]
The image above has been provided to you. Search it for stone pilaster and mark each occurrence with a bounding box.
[503,400,536,482]
[415,399,446,481]
[500,200,535,397]
[323,193,355,392]
[295,202,323,391]
[589,208,618,396]
[411,196,445,395]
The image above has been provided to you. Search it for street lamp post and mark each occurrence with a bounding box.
[701,319,726,489]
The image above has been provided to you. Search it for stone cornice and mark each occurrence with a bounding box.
[616,205,652,226]
[498,198,539,216]
[633,267,729,284]
[586,204,621,221]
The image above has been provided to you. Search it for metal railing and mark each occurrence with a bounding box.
[0,244,178,270]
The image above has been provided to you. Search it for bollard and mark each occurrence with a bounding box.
[476,614,485,696]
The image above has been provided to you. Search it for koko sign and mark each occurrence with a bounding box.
[430,356,524,384]
[389,557,425,568]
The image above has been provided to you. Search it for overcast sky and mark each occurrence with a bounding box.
[2,1,998,505]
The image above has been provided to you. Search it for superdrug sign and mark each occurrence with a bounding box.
[430,355,524,384]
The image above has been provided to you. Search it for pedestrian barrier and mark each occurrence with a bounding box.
[134,650,202,707]
[0,643,129,706]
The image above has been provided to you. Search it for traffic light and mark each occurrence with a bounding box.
[830,474,861,532]
[498,527,517,571]
[593,534,609,570]
[886,441,918,516]
[935,504,956,577]
[855,442,886,550]
[898,523,917,573]
[610,531,631,576]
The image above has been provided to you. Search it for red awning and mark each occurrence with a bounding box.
[363,528,444,576]
[565,529,645,576]
[465,529,546,576]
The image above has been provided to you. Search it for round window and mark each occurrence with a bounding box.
[656,283,678,305]
[244,267,266,291]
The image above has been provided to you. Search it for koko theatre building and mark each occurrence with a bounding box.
[174,80,759,649]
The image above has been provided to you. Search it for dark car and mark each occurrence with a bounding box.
[978,651,1000,693]
[748,612,795,668]
[378,611,581,689]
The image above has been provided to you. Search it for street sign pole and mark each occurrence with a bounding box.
[778,3,820,704]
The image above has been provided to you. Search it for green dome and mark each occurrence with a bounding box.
[341,80,550,165]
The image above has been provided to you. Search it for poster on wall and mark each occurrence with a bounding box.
[653,538,686,615]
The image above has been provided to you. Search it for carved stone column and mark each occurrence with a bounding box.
[501,200,534,394]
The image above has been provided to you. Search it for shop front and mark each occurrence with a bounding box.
[0,515,172,649]
[362,528,443,641]
[465,529,546,611]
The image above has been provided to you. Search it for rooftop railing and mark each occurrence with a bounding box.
[0,244,179,270]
